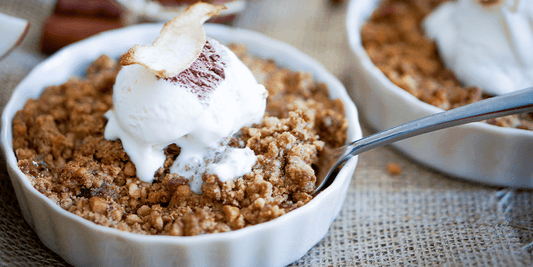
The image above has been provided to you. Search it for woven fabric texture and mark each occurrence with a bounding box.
[1,0,533,266]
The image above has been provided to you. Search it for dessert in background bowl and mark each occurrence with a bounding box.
[117,0,246,23]
[346,0,533,187]
[40,0,246,54]
[0,12,30,61]
[422,0,533,97]
[1,4,361,267]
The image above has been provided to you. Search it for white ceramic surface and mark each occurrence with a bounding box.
[117,0,246,23]
[346,0,533,187]
[1,23,362,267]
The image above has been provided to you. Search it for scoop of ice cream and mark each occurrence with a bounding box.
[104,38,267,192]
[423,0,533,95]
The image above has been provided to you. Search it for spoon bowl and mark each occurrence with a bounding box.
[313,87,533,195]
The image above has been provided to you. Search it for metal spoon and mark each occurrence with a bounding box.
[313,87,533,196]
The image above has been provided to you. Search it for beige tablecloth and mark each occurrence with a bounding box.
[1,0,533,266]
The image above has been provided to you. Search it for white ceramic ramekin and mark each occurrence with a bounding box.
[118,0,246,23]
[346,0,533,187]
[1,24,362,267]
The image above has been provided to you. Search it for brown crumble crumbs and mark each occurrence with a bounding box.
[386,162,402,176]
[360,0,533,130]
[12,44,348,236]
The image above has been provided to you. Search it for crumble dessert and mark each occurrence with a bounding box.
[13,3,347,236]
[360,0,533,130]
[11,46,347,237]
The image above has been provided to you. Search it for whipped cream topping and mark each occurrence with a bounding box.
[423,0,533,95]
[105,38,267,193]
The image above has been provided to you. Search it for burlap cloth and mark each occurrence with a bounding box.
[1,0,532,266]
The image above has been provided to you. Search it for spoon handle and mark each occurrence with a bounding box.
[341,87,533,163]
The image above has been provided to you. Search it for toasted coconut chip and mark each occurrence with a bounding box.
[120,2,226,78]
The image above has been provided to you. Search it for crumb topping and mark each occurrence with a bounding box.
[386,162,402,176]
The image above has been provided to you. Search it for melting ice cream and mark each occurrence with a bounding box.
[423,0,533,95]
[104,3,267,193]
